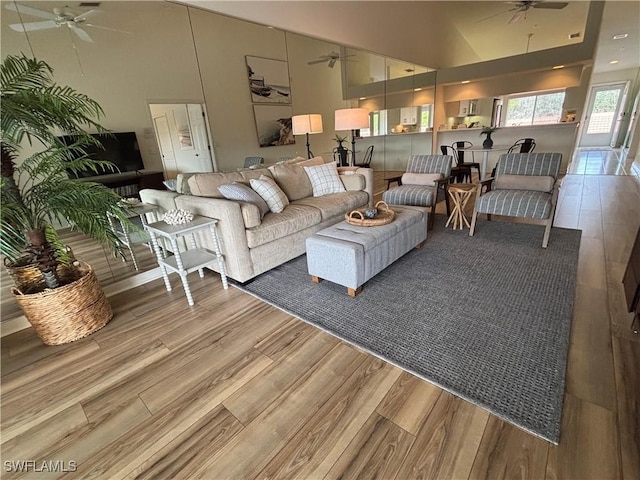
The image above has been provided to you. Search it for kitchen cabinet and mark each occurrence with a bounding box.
[400,107,418,125]
[458,100,478,116]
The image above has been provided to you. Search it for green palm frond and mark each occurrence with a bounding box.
[1,54,132,275]
[1,54,107,150]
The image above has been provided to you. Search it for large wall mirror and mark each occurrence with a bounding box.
[0,0,600,327]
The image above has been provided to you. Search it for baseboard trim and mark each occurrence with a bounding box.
[1,267,164,338]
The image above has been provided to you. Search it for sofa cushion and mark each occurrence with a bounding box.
[295,156,325,167]
[187,169,272,197]
[250,175,290,213]
[494,174,554,192]
[239,203,262,228]
[246,204,321,248]
[188,172,244,197]
[340,174,365,191]
[304,163,346,197]
[218,182,269,218]
[267,163,313,201]
[401,172,442,186]
[293,191,369,221]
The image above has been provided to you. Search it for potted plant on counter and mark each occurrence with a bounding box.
[480,126,499,149]
[334,134,349,166]
[1,54,134,345]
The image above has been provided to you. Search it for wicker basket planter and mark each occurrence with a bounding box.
[11,262,113,345]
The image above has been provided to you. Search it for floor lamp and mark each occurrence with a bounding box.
[334,108,369,166]
[292,114,323,159]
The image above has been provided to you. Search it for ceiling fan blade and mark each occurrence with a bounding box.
[533,2,569,9]
[307,59,328,65]
[9,20,58,32]
[477,8,513,23]
[84,23,131,34]
[5,3,55,20]
[74,9,101,22]
[328,58,337,68]
[508,10,526,24]
[69,24,93,43]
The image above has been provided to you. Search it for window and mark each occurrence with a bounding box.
[505,90,565,126]
[419,104,433,132]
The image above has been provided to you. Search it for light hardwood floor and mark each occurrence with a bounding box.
[1,150,639,479]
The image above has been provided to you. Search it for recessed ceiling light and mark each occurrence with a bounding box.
[414,88,422,92]
[461,80,470,84]
[359,97,366,100]
[613,33,628,40]
[610,60,620,64]
[552,65,565,69]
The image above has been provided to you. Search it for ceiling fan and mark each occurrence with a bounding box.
[6,3,121,43]
[479,1,569,25]
[307,51,356,68]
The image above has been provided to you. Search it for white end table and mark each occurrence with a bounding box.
[145,215,228,306]
[108,202,161,271]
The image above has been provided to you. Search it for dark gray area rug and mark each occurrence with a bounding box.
[235,221,581,444]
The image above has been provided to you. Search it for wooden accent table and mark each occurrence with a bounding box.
[445,184,475,230]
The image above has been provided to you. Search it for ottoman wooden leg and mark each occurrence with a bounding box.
[311,275,322,283]
[347,286,362,297]
[416,240,426,249]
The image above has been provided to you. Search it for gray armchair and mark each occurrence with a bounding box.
[469,152,562,248]
[382,154,453,230]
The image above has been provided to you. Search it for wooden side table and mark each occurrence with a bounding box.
[445,184,476,230]
[145,215,228,306]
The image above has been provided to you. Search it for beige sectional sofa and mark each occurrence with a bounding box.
[140,161,373,283]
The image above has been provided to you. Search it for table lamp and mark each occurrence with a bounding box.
[334,108,369,166]
[292,114,323,159]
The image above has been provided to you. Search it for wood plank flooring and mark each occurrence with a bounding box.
[2,152,639,479]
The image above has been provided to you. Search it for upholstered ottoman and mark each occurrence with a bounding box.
[306,205,428,296]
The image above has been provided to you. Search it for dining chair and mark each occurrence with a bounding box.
[507,138,536,154]
[244,156,264,168]
[355,145,374,167]
[452,141,481,180]
[440,145,471,183]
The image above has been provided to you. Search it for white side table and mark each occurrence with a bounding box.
[145,215,228,306]
[108,202,161,271]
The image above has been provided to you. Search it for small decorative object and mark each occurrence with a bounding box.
[119,197,141,206]
[364,208,378,219]
[346,201,395,226]
[163,209,194,225]
[480,126,498,149]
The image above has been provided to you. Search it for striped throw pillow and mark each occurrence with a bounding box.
[218,182,270,218]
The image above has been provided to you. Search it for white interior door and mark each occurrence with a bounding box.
[149,103,214,177]
[186,104,215,172]
[153,115,178,178]
[580,83,626,147]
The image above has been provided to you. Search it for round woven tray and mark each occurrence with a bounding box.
[345,201,396,227]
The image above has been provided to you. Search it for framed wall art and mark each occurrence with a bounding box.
[253,104,295,147]
[246,55,292,104]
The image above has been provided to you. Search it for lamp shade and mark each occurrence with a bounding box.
[334,108,369,131]
[292,114,323,135]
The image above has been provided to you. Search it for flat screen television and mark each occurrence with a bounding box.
[59,132,145,179]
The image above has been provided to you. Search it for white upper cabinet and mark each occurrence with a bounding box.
[400,107,418,125]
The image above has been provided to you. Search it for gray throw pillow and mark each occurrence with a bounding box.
[218,182,270,217]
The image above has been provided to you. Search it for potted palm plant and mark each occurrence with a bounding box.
[1,54,134,345]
